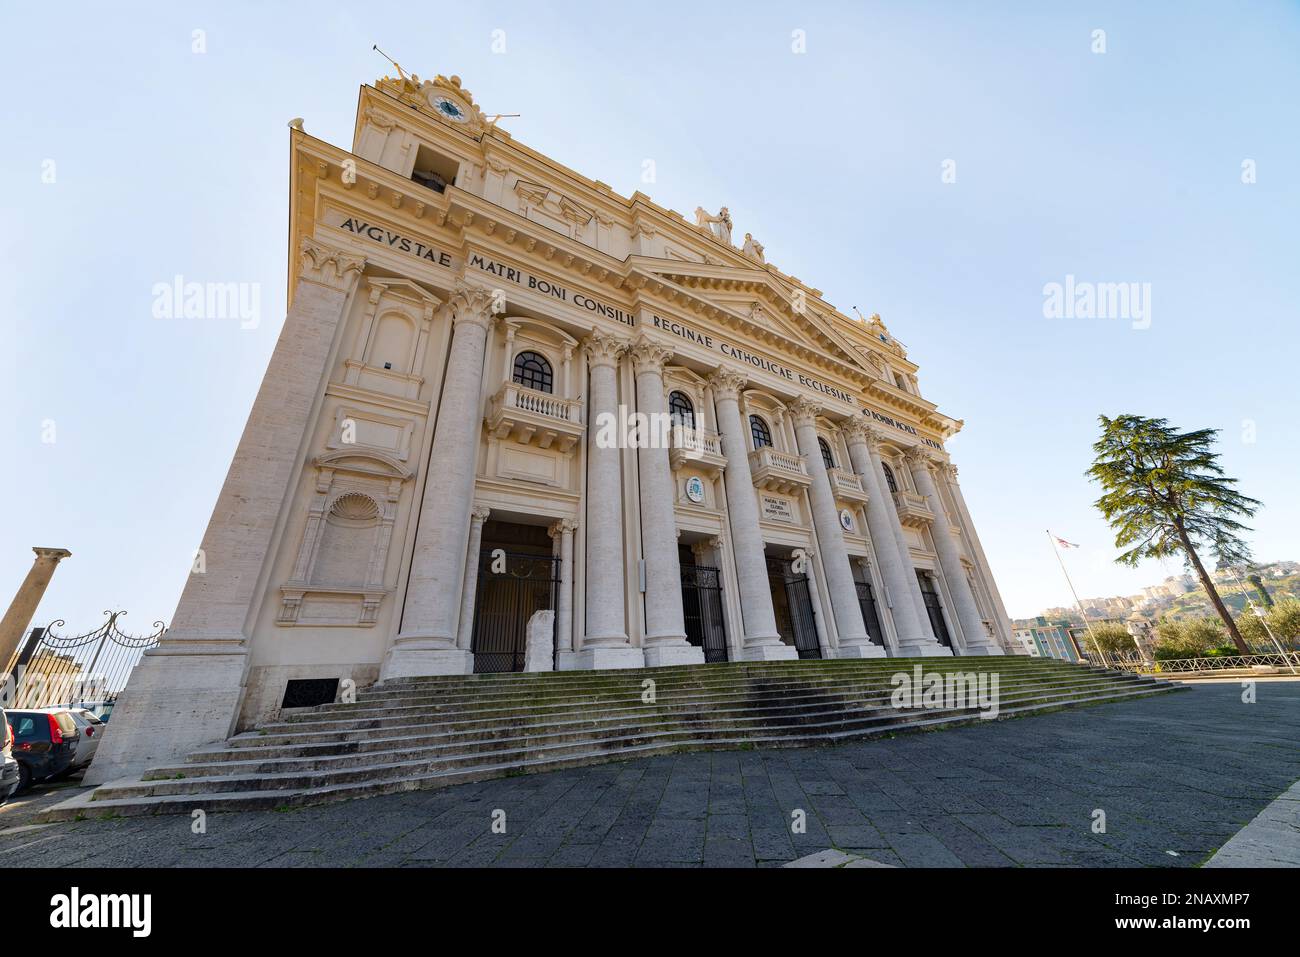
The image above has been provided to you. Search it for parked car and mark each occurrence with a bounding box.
[7,709,79,793]
[1,711,20,805]
[53,708,107,769]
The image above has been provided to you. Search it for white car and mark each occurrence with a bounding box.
[1,711,20,804]
[40,708,106,770]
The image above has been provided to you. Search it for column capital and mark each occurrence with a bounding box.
[705,366,747,401]
[299,236,366,293]
[448,279,497,331]
[903,445,941,470]
[581,330,631,369]
[840,416,870,445]
[787,396,822,429]
[627,334,675,376]
[548,518,578,538]
[470,504,492,523]
[32,547,72,562]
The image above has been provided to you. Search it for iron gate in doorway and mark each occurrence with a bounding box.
[767,556,821,660]
[471,552,559,673]
[680,563,728,663]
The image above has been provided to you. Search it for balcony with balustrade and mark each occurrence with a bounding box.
[748,447,811,494]
[668,425,727,475]
[892,489,935,528]
[485,382,584,453]
[826,467,869,504]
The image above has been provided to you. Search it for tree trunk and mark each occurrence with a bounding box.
[1176,526,1249,654]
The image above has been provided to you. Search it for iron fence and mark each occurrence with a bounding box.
[1,611,165,712]
[1106,651,1300,675]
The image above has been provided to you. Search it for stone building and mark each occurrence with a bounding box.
[89,71,1014,782]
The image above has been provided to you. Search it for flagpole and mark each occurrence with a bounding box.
[1046,530,1107,665]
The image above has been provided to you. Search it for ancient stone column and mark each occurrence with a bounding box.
[788,399,882,659]
[0,547,71,671]
[576,331,642,669]
[549,519,577,657]
[707,368,794,660]
[455,505,492,652]
[88,237,368,784]
[842,420,949,657]
[385,280,495,679]
[629,334,700,667]
[906,450,1002,655]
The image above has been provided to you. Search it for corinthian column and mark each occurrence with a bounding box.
[549,519,577,658]
[629,335,700,667]
[576,331,643,669]
[455,505,492,652]
[943,463,1015,653]
[906,450,1003,655]
[788,399,883,659]
[384,280,495,679]
[707,367,794,660]
[842,420,949,657]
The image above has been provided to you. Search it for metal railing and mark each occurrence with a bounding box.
[1106,652,1300,675]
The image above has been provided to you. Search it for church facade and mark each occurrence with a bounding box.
[89,72,1015,782]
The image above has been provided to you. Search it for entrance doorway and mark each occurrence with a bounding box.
[916,571,953,649]
[766,554,821,659]
[853,566,887,647]
[471,520,559,673]
[679,544,727,663]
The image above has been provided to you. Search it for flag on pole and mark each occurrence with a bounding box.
[1054,537,1079,549]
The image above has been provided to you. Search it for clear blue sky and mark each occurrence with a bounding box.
[3,1,1297,636]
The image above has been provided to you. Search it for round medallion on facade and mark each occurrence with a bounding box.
[839,508,855,532]
[685,476,706,504]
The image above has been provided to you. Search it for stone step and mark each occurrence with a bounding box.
[147,678,1162,782]
[196,672,1140,759]
[40,682,1180,821]
[351,657,1077,700]
[272,666,1131,729]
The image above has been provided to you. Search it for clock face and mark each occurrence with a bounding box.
[430,94,469,123]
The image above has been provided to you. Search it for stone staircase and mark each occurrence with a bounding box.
[40,657,1183,821]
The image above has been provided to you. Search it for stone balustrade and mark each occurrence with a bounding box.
[748,446,811,494]
[485,382,584,452]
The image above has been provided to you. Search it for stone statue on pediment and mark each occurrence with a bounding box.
[694,206,733,244]
[742,232,765,262]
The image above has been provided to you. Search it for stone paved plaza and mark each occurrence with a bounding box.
[2,681,1296,868]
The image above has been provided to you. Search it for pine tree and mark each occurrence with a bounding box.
[1087,415,1261,654]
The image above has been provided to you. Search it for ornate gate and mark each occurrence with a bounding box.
[471,552,559,674]
[855,581,887,647]
[767,556,821,660]
[681,563,728,663]
[1,611,165,712]
[917,573,953,648]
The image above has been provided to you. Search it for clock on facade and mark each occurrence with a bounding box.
[430,94,469,123]
[684,476,706,504]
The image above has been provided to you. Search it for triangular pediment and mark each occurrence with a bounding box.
[634,259,888,380]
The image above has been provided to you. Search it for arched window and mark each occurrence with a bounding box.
[749,414,772,450]
[512,350,553,394]
[668,390,695,428]
[881,462,899,494]
[818,437,836,470]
